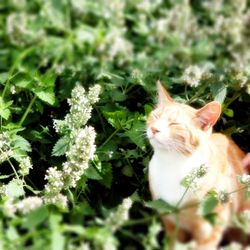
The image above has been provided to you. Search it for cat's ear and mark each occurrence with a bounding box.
[196,101,221,131]
[157,80,173,105]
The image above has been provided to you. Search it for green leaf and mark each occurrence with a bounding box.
[83,227,118,247]
[40,71,56,87]
[0,98,12,120]
[0,173,15,179]
[35,91,56,105]
[2,123,25,131]
[210,82,227,104]
[50,213,65,250]
[122,165,133,177]
[198,195,218,217]
[13,135,32,152]
[99,163,113,188]
[5,179,25,198]
[13,73,32,89]
[143,219,161,249]
[0,72,8,83]
[125,120,146,150]
[103,110,128,129]
[22,206,49,229]
[0,107,10,120]
[52,136,70,156]
[203,213,218,225]
[144,104,153,116]
[145,199,177,214]
[75,25,98,46]
[85,165,102,180]
[6,226,19,241]
[62,225,86,235]
[42,0,67,31]
[223,108,234,118]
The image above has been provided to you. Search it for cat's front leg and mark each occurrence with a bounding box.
[193,203,230,250]
[193,221,225,250]
[162,218,190,242]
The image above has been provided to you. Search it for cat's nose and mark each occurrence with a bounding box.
[151,127,160,135]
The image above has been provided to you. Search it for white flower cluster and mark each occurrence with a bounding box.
[104,197,133,232]
[3,196,43,217]
[16,196,43,214]
[238,173,250,185]
[6,13,44,46]
[230,67,249,88]
[104,0,125,27]
[182,65,204,87]
[214,15,244,44]
[181,164,208,188]
[233,209,250,235]
[0,132,13,163]
[136,0,162,13]
[89,0,133,65]
[45,85,101,208]
[54,85,101,134]
[0,132,32,177]
[18,156,33,176]
[202,0,223,13]
[218,190,230,203]
[44,167,64,194]
[63,126,96,188]
[150,0,201,43]
[44,193,68,210]
[99,27,133,65]
[0,132,32,176]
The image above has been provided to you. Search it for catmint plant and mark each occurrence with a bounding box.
[44,84,101,208]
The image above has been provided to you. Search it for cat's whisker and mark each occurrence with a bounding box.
[163,140,193,155]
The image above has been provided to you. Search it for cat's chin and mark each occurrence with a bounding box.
[149,138,172,151]
[149,137,162,147]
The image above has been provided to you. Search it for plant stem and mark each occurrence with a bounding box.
[18,94,37,127]
[184,84,189,101]
[228,185,247,195]
[118,229,143,245]
[169,214,180,250]
[187,81,210,104]
[180,201,198,210]
[0,148,19,180]
[224,92,241,108]
[99,128,120,148]
[176,186,190,208]
[122,215,156,227]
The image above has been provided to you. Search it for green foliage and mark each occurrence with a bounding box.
[198,192,219,225]
[145,199,177,215]
[52,136,70,156]
[22,206,49,229]
[0,0,250,249]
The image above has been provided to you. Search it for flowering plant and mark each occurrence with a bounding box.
[0,0,249,249]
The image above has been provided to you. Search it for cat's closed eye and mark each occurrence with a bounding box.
[152,112,160,120]
[169,122,180,126]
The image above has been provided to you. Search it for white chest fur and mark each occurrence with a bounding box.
[149,149,205,205]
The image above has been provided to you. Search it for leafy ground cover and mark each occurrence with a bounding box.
[0,0,250,249]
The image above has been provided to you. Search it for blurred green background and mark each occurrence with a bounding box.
[0,0,250,249]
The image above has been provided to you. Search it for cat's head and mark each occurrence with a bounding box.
[146,81,221,155]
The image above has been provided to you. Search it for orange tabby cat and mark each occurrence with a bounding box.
[147,81,248,250]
